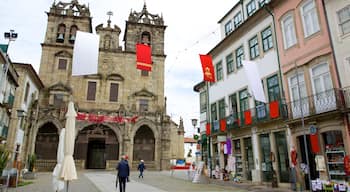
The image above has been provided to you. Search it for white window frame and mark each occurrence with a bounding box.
[337,5,350,35]
[309,62,333,95]
[225,20,233,36]
[288,72,309,118]
[300,0,320,37]
[309,62,336,113]
[281,14,297,49]
[234,12,243,28]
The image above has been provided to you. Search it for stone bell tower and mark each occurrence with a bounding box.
[124,3,166,56]
[39,0,92,88]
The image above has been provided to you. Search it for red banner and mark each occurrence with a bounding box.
[220,119,226,132]
[199,54,215,82]
[76,112,138,124]
[310,133,320,153]
[269,101,279,118]
[136,43,152,71]
[244,110,252,125]
[206,123,211,135]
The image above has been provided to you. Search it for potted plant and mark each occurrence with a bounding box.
[0,144,10,175]
[23,154,36,179]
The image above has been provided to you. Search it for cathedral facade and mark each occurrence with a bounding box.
[28,0,184,170]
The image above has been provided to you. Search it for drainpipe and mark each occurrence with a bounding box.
[263,4,286,102]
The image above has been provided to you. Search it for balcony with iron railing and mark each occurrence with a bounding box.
[285,88,348,121]
[207,88,350,135]
[211,99,288,134]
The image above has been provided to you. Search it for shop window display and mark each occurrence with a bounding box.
[323,131,346,181]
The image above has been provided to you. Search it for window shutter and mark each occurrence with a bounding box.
[87,82,96,101]
[109,83,119,102]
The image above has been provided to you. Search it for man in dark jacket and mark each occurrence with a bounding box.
[116,155,130,192]
[137,160,146,178]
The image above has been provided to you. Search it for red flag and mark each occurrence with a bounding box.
[206,123,211,135]
[244,110,252,125]
[199,54,215,82]
[220,119,226,132]
[269,101,279,118]
[136,43,152,71]
[310,133,320,153]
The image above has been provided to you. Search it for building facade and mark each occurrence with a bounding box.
[28,0,184,171]
[195,0,290,186]
[272,0,350,189]
[0,48,19,144]
[194,0,350,188]
[323,0,350,88]
[6,63,43,167]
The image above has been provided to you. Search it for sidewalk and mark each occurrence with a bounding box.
[165,169,294,192]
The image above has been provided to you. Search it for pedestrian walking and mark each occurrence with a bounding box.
[138,160,146,178]
[116,155,130,192]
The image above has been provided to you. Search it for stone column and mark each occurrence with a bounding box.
[251,127,261,183]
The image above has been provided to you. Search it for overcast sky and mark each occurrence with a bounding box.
[0,0,237,137]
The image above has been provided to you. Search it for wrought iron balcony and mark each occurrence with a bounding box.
[211,99,287,134]
[285,88,348,120]
[207,88,350,135]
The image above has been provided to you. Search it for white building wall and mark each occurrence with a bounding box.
[210,16,278,107]
[324,0,350,87]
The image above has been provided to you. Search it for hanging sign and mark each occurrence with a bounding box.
[310,125,320,153]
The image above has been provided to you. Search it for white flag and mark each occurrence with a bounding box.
[242,60,267,103]
[72,31,99,76]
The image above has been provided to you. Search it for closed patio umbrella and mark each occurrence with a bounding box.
[60,101,77,191]
[52,128,65,192]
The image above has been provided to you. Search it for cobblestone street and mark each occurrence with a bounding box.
[7,170,293,192]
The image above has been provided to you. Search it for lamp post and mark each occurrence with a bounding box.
[191,118,198,164]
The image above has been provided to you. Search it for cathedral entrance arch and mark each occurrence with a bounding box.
[35,122,59,160]
[74,124,119,169]
[133,125,155,161]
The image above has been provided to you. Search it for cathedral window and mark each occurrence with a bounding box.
[69,25,78,44]
[139,99,149,112]
[53,94,64,107]
[141,31,151,45]
[56,24,66,43]
[87,81,97,101]
[109,83,119,102]
[58,58,68,70]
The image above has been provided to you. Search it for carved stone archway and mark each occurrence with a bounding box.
[34,122,59,160]
[74,124,119,169]
[133,125,155,161]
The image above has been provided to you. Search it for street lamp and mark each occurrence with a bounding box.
[4,30,18,54]
[191,118,198,130]
[0,30,18,100]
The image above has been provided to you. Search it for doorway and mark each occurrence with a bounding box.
[87,139,106,169]
[297,135,318,190]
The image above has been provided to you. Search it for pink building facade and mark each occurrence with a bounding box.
[272,0,349,190]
